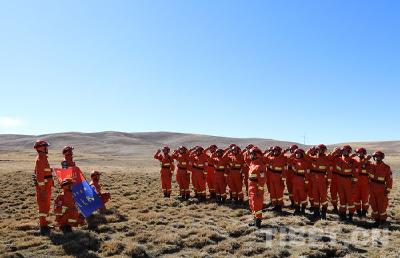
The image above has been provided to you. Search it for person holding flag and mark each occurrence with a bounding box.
[90,171,111,212]
[54,178,86,233]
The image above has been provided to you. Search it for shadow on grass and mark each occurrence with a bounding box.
[49,230,101,258]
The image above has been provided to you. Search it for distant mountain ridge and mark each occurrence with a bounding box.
[0,131,399,156]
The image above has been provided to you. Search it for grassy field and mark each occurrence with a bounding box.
[0,150,399,257]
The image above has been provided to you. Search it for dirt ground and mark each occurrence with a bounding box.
[0,151,399,258]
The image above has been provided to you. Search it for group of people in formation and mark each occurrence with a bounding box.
[33,140,110,235]
[154,143,393,228]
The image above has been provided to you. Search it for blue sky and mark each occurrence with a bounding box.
[0,0,399,144]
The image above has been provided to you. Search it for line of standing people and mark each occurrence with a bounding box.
[154,143,393,228]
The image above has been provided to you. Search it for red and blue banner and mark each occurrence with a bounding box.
[54,167,103,217]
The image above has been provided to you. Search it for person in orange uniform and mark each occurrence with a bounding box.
[204,145,218,199]
[61,146,76,168]
[352,147,372,218]
[172,146,191,200]
[283,144,298,208]
[188,146,209,202]
[306,146,318,211]
[265,146,288,213]
[247,147,267,228]
[337,145,358,222]
[328,147,342,213]
[154,146,175,198]
[310,144,332,219]
[90,171,111,212]
[241,144,254,195]
[211,148,231,204]
[290,148,311,215]
[33,140,54,235]
[228,146,245,205]
[369,151,393,227]
[54,178,85,233]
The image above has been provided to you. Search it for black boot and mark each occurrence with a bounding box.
[276,205,282,214]
[290,200,295,209]
[255,218,262,228]
[39,226,51,236]
[301,205,306,215]
[347,213,354,223]
[339,212,347,221]
[221,198,226,205]
[361,210,367,217]
[332,206,339,214]
[163,192,168,198]
[321,207,327,220]
[313,208,321,220]
[356,209,362,218]
[294,206,301,215]
[249,218,257,227]
[210,192,216,199]
[61,225,72,234]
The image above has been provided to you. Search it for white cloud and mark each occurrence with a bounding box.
[0,117,25,128]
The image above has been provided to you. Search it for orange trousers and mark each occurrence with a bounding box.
[286,170,294,202]
[330,173,339,206]
[353,175,369,211]
[176,169,190,195]
[369,183,389,221]
[292,175,307,206]
[308,174,315,206]
[206,166,216,195]
[192,169,206,196]
[228,170,244,200]
[338,176,355,214]
[215,171,227,199]
[248,182,264,219]
[36,182,52,226]
[312,173,328,208]
[160,168,172,194]
[269,172,284,206]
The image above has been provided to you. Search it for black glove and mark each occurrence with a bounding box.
[32,174,38,186]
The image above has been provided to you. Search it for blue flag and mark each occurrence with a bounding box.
[72,180,103,217]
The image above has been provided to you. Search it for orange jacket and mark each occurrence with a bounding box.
[290,157,311,182]
[61,155,75,169]
[370,162,393,191]
[35,153,52,187]
[172,152,190,170]
[338,156,358,181]
[188,153,210,173]
[248,159,267,187]
[154,152,175,171]
[211,156,231,174]
[228,153,245,171]
[310,154,333,181]
[264,154,288,177]
[353,156,373,176]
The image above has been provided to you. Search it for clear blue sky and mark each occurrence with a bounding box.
[1,0,399,144]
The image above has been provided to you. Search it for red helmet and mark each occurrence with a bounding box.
[196,146,204,153]
[294,148,305,156]
[34,140,49,149]
[372,151,385,159]
[215,148,224,154]
[90,170,101,177]
[250,147,262,155]
[342,145,352,153]
[317,144,327,151]
[61,178,73,187]
[273,146,282,153]
[162,146,170,151]
[246,144,254,150]
[232,145,241,152]
[178,146,188,152]
[62,146,74,155]
[209,144,218,150]
[355,147,367,155]
[290,144,299,151]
